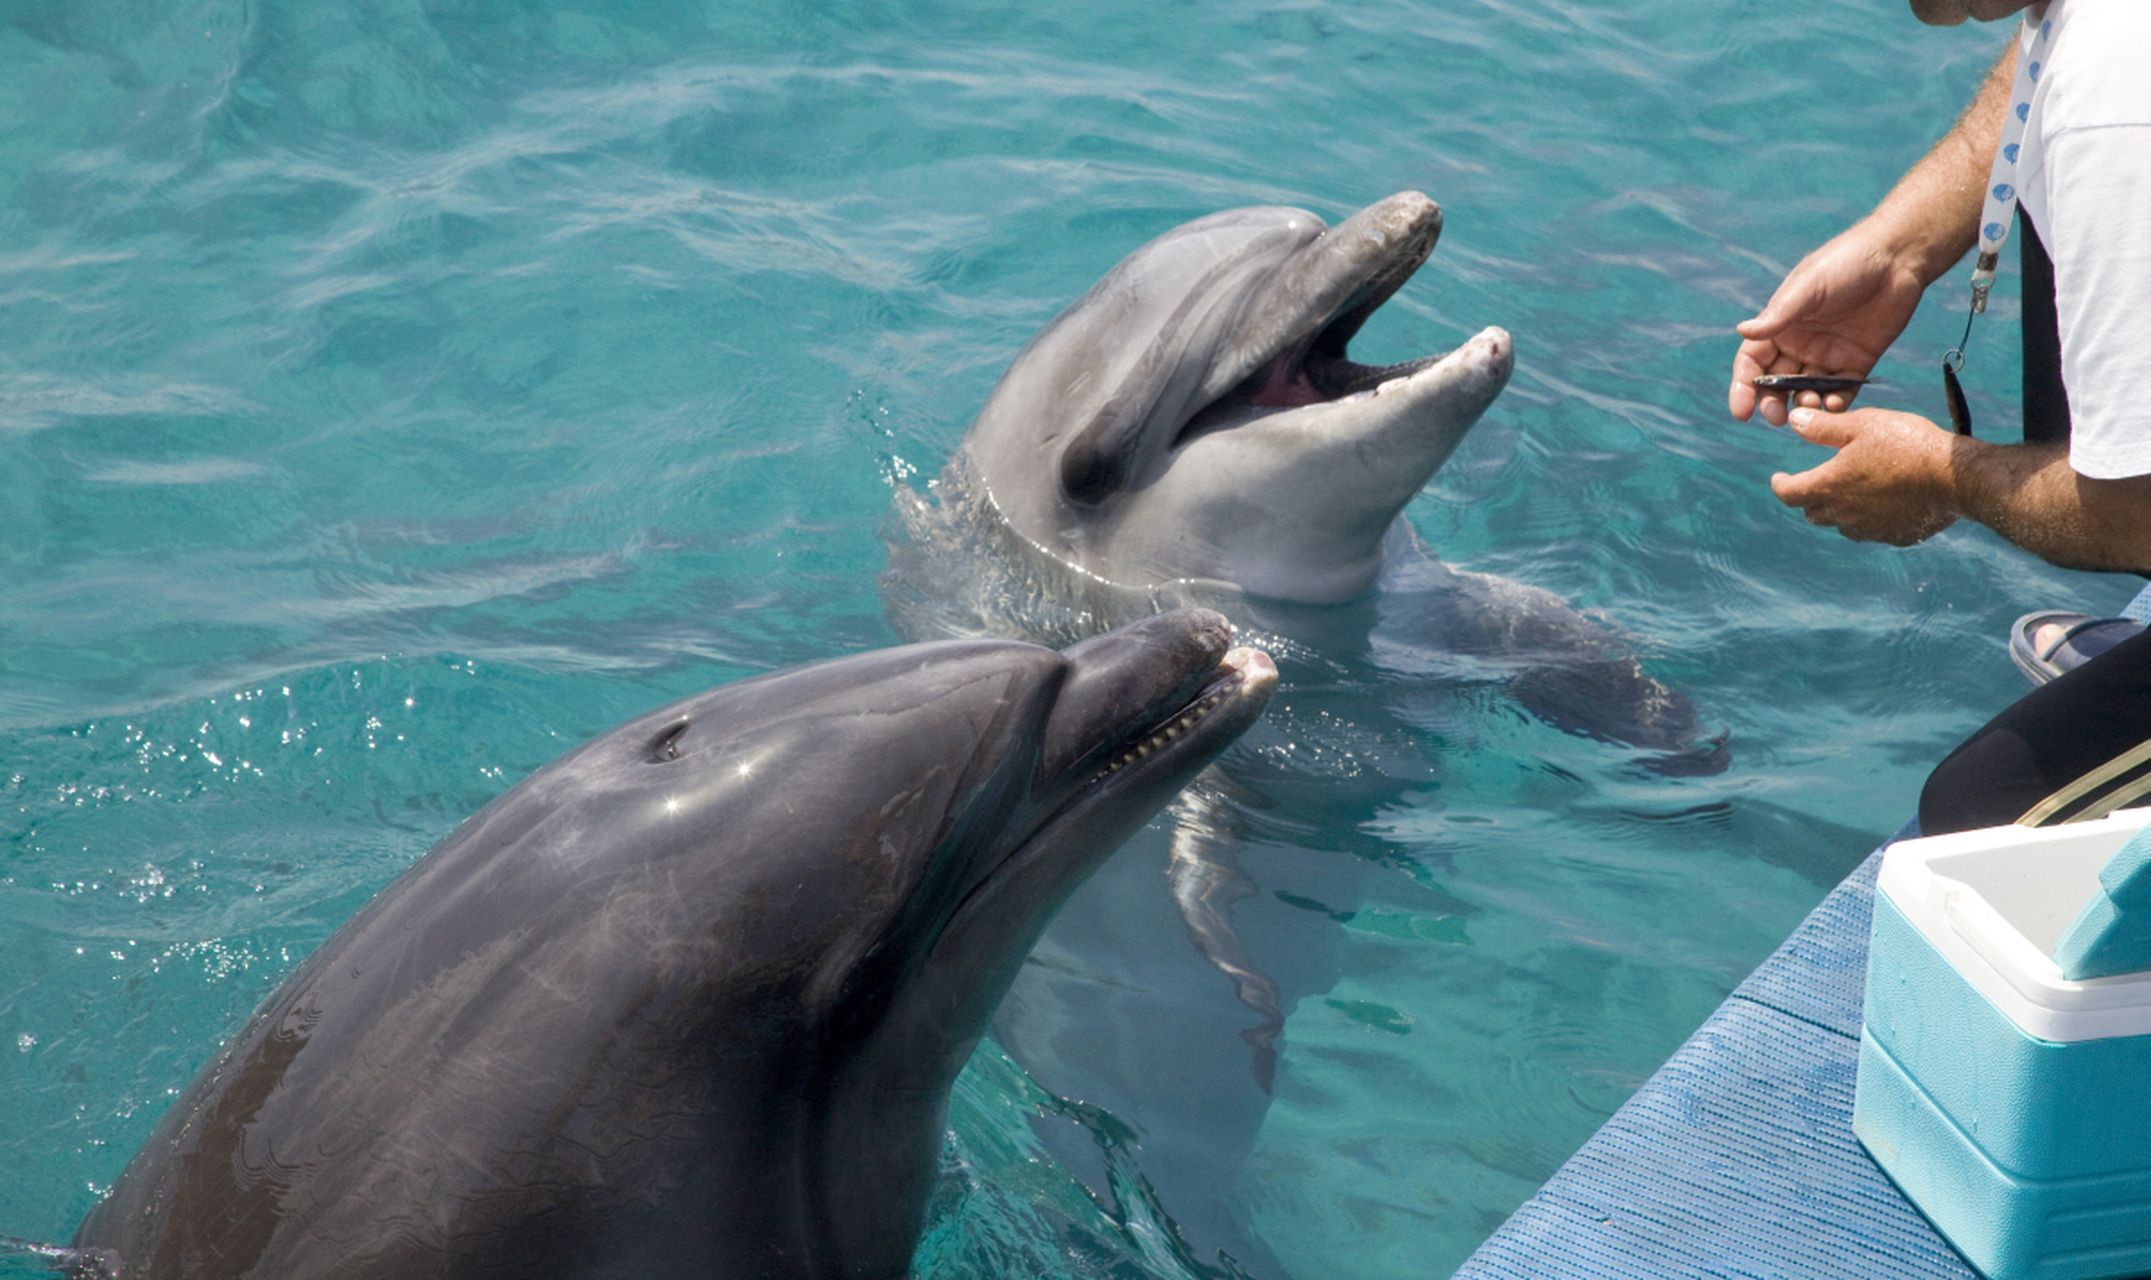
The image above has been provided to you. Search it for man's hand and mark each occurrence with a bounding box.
[1769,406,1960,545]
[1773,408,2151,573]
[1729,37,2016,427]
[1729,229,1929,427]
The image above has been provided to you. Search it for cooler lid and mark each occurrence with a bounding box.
[1876,808,2151,1043]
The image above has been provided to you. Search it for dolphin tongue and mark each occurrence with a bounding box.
[1249,342,1449,408]
[1248,334,1327,408]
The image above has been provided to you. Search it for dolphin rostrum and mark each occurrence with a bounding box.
[64,611,1275,1280]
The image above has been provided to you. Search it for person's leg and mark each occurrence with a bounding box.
[2014,612,2147,683]
[1922,626,2151,835]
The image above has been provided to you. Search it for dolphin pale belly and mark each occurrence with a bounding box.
[66,612,1275,1280]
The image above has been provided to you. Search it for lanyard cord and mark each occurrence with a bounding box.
[1944,7,2053,434]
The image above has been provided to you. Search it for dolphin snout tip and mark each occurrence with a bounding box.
[1470,326,1515,374]
[1222,645,1280,694]
[1382,190,1442,237]
[1148,606,1236,658]
[1192,608,1235,656]
[1382,189,1440,219]
[1348,191,1442,247]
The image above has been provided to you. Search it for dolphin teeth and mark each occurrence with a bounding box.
[1082,679,1237,788]
[1075,671,1256,791]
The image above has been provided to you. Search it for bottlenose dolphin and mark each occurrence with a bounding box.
[880,192,1722,1274]
[64,611,1275,1280]
[953,190,1506,606]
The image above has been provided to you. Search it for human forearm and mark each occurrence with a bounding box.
[1858,36,2016,286]
[1951,441,2151,574]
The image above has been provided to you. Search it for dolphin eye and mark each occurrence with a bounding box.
[648,721,691,763]
[1059,435,1126,505]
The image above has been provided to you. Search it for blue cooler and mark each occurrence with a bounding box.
[1856,808,2151,1280]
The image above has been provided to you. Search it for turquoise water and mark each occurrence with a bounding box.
[0,1,2126,1275]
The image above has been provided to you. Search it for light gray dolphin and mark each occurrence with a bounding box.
[952,190,1509,606]
[880,192,1722,1275]
[63,611,1275,1280]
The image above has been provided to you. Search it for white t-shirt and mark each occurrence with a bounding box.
[2016,0,2151,479]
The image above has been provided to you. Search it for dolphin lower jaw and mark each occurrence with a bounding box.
[1176,325,1512,462]
[1306,348,1453,400]
[1094,327,1513,602]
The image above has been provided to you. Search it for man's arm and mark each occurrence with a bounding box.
[1956,441,2151,576]
[1772,406,2151,575]
[1854,35,2017,286]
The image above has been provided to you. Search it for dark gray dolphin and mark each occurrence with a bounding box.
[66,611,1275,1280]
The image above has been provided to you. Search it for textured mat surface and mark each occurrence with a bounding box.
[1453,840,1981,1279]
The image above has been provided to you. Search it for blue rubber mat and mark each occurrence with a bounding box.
[1453,835,1980,1280]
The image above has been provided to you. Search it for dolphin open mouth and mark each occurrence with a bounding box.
[1243,336,1452,412]
[958,191,1514,602]
[1176,191,1451,442]
[1039,191,1505,513]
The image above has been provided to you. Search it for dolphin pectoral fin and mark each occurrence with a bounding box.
[1407,568,1729,777]
[1165,787,1285,1094]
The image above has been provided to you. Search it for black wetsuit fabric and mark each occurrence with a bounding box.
[1922,626,2151,835]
